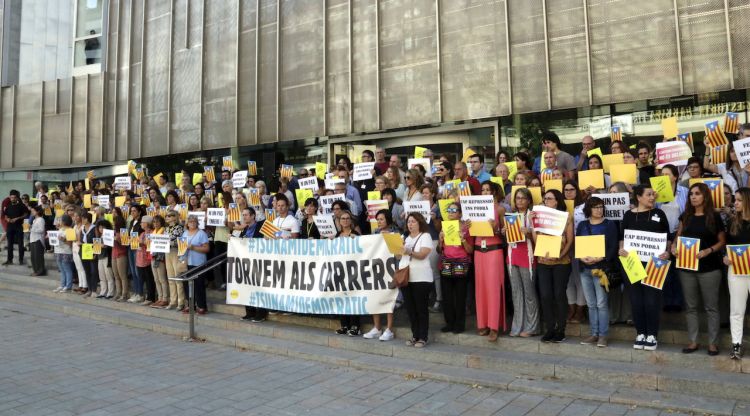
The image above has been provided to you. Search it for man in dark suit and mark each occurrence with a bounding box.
[239,207,267,322]
[2,190,30,265]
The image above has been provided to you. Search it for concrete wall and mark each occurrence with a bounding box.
[1,0,749,170]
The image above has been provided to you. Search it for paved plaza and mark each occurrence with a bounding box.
[0,298,701,416]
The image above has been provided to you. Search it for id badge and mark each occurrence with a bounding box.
[481,240,487,250]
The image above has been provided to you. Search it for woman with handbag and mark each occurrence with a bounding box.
[396,213,433,348]
[438,202,473,334]
[575,197,619,347]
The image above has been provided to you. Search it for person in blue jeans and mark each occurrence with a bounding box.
[575,197,619,348]
[53,215,76,293]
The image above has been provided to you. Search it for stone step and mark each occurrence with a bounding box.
[2,273,750,406]
[0,289,744,416]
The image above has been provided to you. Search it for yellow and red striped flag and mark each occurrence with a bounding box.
[280,164,294,179]
[540,169,554,184]
[178,203,188,221]
[177,237,188,256]
[265,209,277,223]
[703,178,724,208]
[710,144,727,165]
[676,237,700,271]
[120,228,130,245]
[643,256,670,290]
[676,132,694,152]
[247,161,258,176]
[227,203,241,223]
[129,232,140,250]
[704,121,728,147]
[611,126,622,142]
[203,166,216,183]
[222,156,233,171]
[724,112,740,134]
[504,214,525,244]
[259,220,282,239]
[248,188,261,206]
[728,244,750,276]
[458,181,472,197]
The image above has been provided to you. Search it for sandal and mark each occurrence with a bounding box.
[413,340,427,348]
[477,328,490,336]
[405,338,417,346]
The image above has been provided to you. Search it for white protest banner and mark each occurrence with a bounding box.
[206,208,226,227]
[102,229,115,247]
[459,195,495,221]
[655,141,692,167]
[298,176,319,192]
[365,200,389,221]
[324,176,345,190]
[589,117,611,139]
[403,200,432,223]
[623,229,668,262]
[352,162,375,182]
[734,137,750,169]
[531,205,569,236]
[226,235,399,314]
[408,158,432,177]
[232,170,248,188]
[47,231,60,247]
[592,192,630,220]
[97,195,110,210]
[148,234,170,254]
[313,215,337,238]
[113,176,132,191]
[188,211,206,229]
[319,194,346,215]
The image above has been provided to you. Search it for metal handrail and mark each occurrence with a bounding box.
[168,252,228,340]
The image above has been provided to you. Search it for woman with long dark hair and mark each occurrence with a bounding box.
[724,188,750,359]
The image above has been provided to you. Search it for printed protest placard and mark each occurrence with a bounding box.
[655,141,692,167]
[102,229,115,247]
[149,234,170,254]
[407,158,432,177]
[298,176,319,192]
[319,194,346,215]
[734,137,750,169]
[97,195,110,210]
[48,231,60,247]
[206,208,226,227]
[442,220,462,246]
[650,176,674,203]
[313,215,337,238]
[531,205,568,236]
[353,162,375,181]
[232,170,248,188]
[404,201,432,223]
[620,251,647,283]
[365,200,389,221]
[459,195,495,222]
[623,229,668,262]
[113,176,132,190]
[591,192,630,220]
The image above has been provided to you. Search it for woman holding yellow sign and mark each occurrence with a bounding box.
[437,202,473,334]
[52,214,76,293]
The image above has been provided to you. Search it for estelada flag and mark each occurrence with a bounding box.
[129,232,140,250]
[458,181,472,197]
[86,170,95,180]
[178,203,188,221]
[259,220,282,239]
[540,168,554,184]
[227,203,241,222]
[728,244,750,276]
[120,228,129,245]
[248,188,261,206]
[203,166,216,183]
[704,121,728,147]
[443,181,456,198]
[265,208,277,223]
[222,156,233,171]
[611,126,622,142]
[177,237,188,256]
[676,236,700,271]
[710,144,727,165]
[135,168,145,180]
[92,238,102,255]
[247,161,258,176]
[703,178,724,208]
[280,164,294,179]
[643,256,670,290]
[724,112,740,134]
[141,193,151,206]
[504,214,525,244]
[677,132,694,152]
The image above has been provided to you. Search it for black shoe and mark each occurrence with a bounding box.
[335,326,348,335]
[440,326,454,333]
[682,346,698,354]
[541,331,555,343]
[240,315,253,321]
[552,332,566,343]
[347,326,361,337]
[1,261,11,266]
[707,348,720,356]
[251,316,266,323]
[730,344,742,360]
[452,327,465,334]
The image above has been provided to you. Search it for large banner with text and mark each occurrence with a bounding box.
[226,236,399,315]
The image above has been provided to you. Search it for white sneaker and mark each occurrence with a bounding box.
[53,287,63,293]
[379,328,394,341]
[60,288,71,293]
[644,335,658,351]
[633,334,645,350]
[363,328,382,339]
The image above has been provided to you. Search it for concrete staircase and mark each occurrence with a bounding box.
[1,258,749,415]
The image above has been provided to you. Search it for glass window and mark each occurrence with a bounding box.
[74,0,103,68]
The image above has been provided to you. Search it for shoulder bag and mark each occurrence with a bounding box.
[389,233,424,289]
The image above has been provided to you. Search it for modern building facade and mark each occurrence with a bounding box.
[0,0,748,183]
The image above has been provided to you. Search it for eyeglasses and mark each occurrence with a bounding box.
[591,205,604,210]
[405,176,412,180]
[446,208,459,213]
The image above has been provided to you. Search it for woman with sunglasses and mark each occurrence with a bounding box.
[504,187,539,337]
[533,189,574,343]
[333,210,363,336]
[403,169,425,203]
[438,202,473,334]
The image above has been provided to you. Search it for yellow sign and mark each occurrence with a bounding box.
[661,116,678,139]
[382,233,404,255]
[504,161,518,180]
[153,172,164,183]
[81,244,94,260]
[469,221,493,237]
[65,228,77,242]
[544,179,563,193]
[368,191,381,200]
[414,146,427,159]
[461,148,477,163]
[295,189,314,206]
[438,199,453,220]
[587,147,603,158]
[528,187,543,206]
[578,169,605,190]
[534,234,562,258]
[564,200,575,215]
[84,178,91,191]
[442,220,462,246]
[575,235,605,258]
[193,173,203,185]
[316,162,328,180]
[175,172,183,185]
[650,176,674,203]
[620,250,647,283]
[610,164,637,184]
[115,196,126,207]
[83,194,92,209]
[489,177,506,197]
[602,154,624,173]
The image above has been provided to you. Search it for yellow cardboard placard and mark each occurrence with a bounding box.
[469,221,494,237]
[544,179,563,193]
[295,189,313,205]
[528,187,543,206]
[578,169,605,190]
[84,178,91,191]
[564,200,575,215]
[620,251,647,283]
[104,214,114,224]
[175,172,183,185]
[442,220,462,246]
[510,185,526,202]
[414,146,427,159]
[368,191,381,200]
[661,116,678,139]
[81,243,94,260]
[650,176,674,203]
[316,162,328,180]
[602,154,624,173]
[65,228,77,242]
[153,173,164,183]
[192,173,203,186]
[115,196,126,207]
[438,199,453,220]
[461,148,476,163]
[610,164,637,184]
[587,147,603,158]
[370,220,378,233]
[382,233,404,255]
[575,235,605,258]
[55,209,65,218]
[534,234,562,258]
[83,194,92,209]
[489,177,506,196]
[504,161,518,180]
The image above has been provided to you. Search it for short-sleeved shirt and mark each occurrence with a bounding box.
[556,151,576,173]
[273,215,300,238]
[399,233,433,283]
[182,229,209,267]
[678,212,725,272]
